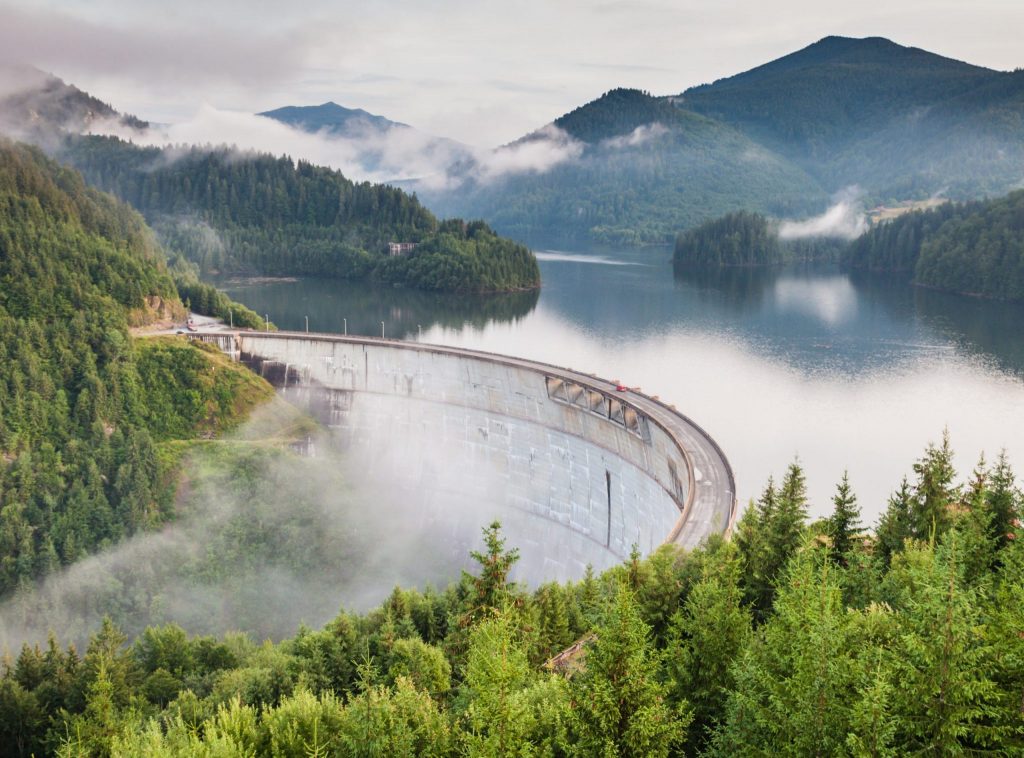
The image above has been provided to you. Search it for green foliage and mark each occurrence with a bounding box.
[61,137,540,293]
[570,585,688,757]
[0,139,272,596]
[423,89,825,246]
[374,220,539,293]
[673,209,850,267]
[827,471,862,566]
[2,441,1024,755]
[682,36,1024,200]
[663,544,750,754]
[674,210,785,266]
[710,547,863,756]
[844,190,1024,301]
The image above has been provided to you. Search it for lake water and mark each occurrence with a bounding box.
[219,248,1024,525]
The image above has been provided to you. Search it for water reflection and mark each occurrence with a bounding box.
[218,251,1024,519]
[217,276,539,339]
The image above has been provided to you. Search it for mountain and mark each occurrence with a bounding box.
[419,88,827,245]
[258,101,407,135]
[423,37,1024,245]
[62,135,540,293]
[0,63,147,139]
[678,36,1024,199]
[0,138,271,595]
[257,100,473,185]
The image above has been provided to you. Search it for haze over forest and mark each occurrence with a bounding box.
[2,2,1024,755]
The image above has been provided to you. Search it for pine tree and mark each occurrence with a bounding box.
[910,430,958,540]
[465,521,520,622]
[664,545,750,754]
[986,450,1021,550]
[876,477,914,568]
[571,586,688,757]
[827,471,861,566]
[710,546,861,756]
[734,479,776,621]
[884,536,1006,751]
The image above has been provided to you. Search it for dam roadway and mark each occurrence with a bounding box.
[195,329,737,568]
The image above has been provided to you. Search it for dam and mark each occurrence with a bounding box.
[197,330,737,578]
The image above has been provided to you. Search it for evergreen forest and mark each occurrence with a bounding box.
[843,190,1024,300]
[62,137,540,294]
[0,140,273,598]
[672,210,844,267]
[2,434,1023,756]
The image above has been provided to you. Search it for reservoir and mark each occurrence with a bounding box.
[221,246,1024,524]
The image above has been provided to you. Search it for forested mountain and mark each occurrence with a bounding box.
[0,140,272,596]
[678,36,1024,199]
[62,136,540,293]
[673,210,845,266]
[0,64,146,141]
[3,438,1023,756]
[420,89,826,245]
[258,101,408,135]
[424,37,1024,244]
[843,190,1024,300]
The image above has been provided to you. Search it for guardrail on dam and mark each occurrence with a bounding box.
[195,330,737,576]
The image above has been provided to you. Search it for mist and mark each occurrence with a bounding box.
[0,388,579,653]
[88,104,586,190]
[778,187,868,240]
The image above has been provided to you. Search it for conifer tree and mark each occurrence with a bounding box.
[986,450,1021,550]
[828,470,861,566]
[910,430,958,540]
[876,477,914,568]
[884,537,1006,751]
[571,586,688,757]
[664,545,750,754]
[711,546,860,755]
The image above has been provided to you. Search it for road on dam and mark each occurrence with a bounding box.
[193,328,738,554]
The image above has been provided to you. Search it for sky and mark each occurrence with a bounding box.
[1,0,1023,147]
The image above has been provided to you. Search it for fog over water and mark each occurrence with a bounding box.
[6,248,1023,649]
[221,247,1024,524]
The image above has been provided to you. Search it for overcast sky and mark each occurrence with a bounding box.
[1,0,1022,147]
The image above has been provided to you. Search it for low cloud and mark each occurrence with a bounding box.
[474,124,583,181]
[778,187,868,240]
[600,122,669,149]
[91,105,584,190]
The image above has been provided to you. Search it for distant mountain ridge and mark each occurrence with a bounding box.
[418,87,828,244]
[677,35,1024,197]
[258,101,408,135]
[422,35,1024,244]
[0,63,147,139]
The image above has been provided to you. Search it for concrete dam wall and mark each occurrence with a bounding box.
[220,331,736,579]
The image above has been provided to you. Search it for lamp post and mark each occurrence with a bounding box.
[381,321,385,339]
[305,316,309,333]
[265,314,269,332]
[343,318,347,336]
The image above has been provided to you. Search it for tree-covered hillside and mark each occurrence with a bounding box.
[679,36,1024,199]
[3,436,1023,756]
[62,136,540,293]
[421,89,826,245]
[0,64,147,140]
[673,210,847,266]
[422,39,1024,245]
[843,190,1024,300]
[0,140,273,596]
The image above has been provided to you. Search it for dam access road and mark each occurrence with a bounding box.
[193,328,738,574]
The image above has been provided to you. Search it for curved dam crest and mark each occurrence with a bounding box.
[199,330,737,578]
